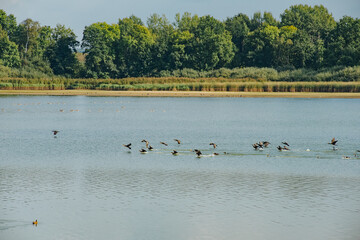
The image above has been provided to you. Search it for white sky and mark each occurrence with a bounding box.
[1,0,359,41]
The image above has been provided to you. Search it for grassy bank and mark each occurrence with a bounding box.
[1,77,360,93]
[1,90,360,98]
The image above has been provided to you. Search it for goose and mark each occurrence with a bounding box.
[194,149,202,157]
[252,143,259,150]
[263,141,270,147]
[283,146,290,151]
[141,140,149,148]
[139,149,147,153]
[123,143,131,149]
[148,145,154,151]
[209,143,217,148]
[172,150,179,155]
[160,141,168,146]
[328,138,338,146]
[32,220,38,225]
[282,142,290,146]
[174,139,181,144]
[52,130,59,136]
[277,146,283,151]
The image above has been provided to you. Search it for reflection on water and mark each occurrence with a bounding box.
[1,96,360,240]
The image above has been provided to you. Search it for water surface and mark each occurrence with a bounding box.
[1,96,360,240]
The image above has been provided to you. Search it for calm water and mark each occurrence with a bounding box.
[1,96,360,240]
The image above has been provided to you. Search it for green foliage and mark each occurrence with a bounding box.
[82,22,120,78]
[0,25,20,67]
[0,7,359,79]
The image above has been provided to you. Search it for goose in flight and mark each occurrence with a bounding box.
[160,141,168,146]
[328,138,338,146]
[174,139,181,144]
[123,143,131,149]
[139,148,147,153]
[209,143,217,148]
[141,140,149,148]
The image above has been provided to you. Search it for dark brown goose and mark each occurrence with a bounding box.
[139,148,147,153]
[328,138,338,146]
[282,142,289,146]
[209,143,217,148]
[123,143,131,149]
[174,139,181,144]
[141,140,149,148]
[160,141,168,146]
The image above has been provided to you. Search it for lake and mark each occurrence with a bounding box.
[1,95,360,240]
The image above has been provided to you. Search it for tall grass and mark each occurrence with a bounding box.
[1,77,360,92]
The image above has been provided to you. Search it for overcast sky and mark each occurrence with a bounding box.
[1,0,359,41]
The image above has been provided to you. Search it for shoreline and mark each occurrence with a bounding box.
[1,89,360,98]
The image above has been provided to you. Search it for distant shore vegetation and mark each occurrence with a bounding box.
[0,5,359,92]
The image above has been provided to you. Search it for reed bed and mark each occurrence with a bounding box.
[1,77,360,92]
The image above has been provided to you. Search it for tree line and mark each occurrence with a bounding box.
[0,4,359,79]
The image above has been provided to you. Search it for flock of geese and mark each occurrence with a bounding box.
[51,131,359,159]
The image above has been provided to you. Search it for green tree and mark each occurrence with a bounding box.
[82,22,120,78]
[325,16,360,66]
[0,9,17,41]
[0,25,20,67]
[281,4,336,39]
[179,14,235,70]
[147,14,175,73]
[244,25,280,67]
[44,24,80,76]
[115,16,155,77]
[225,13,250,67]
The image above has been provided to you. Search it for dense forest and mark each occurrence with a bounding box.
[0,4,360,81]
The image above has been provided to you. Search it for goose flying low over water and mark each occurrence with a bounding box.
[174,139,181,144]
[139,149,147,153]
[209,143,217,148]
[282,142,290,146]
[141,140,149,148]
[160,142,168,146]
[194,149,202,157]
[148,145,154,151]
[123,143,131,149]
[263,141,270,147]
[328,138,338,146]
